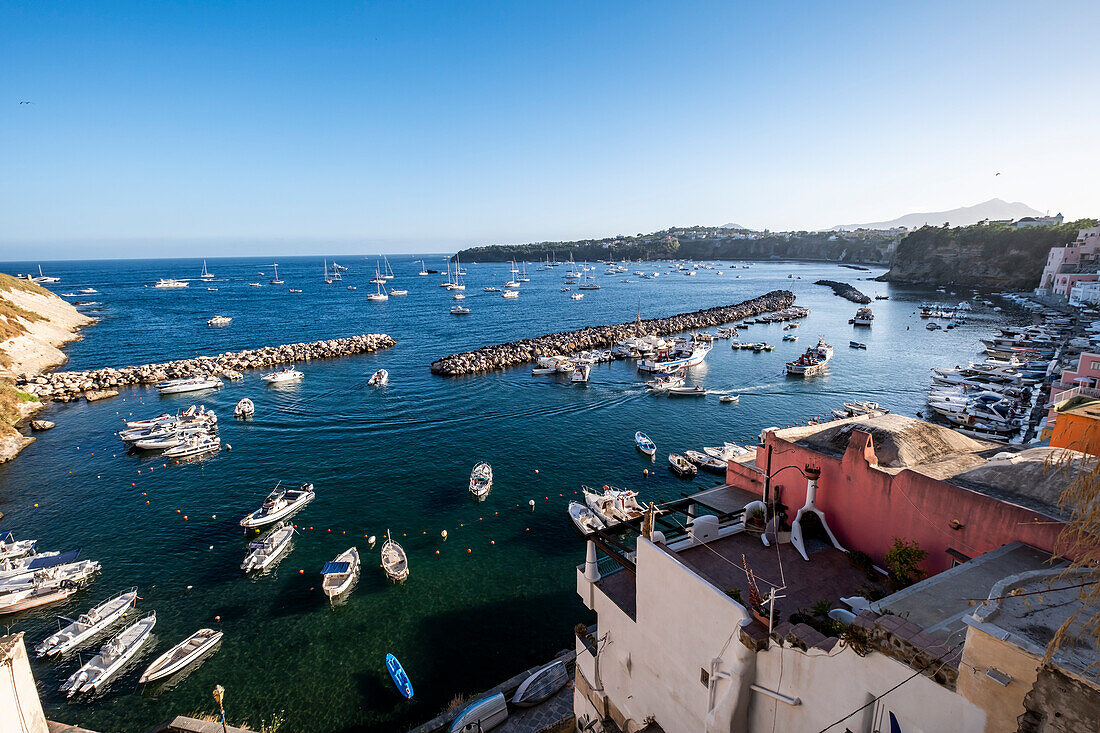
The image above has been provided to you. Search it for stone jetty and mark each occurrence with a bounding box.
[815,280,871,304]
[430,290,795,376]
[17,334,396,401]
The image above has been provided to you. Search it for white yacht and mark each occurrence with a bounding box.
[156,376,224,395]
[162,434,221,459]
[268,263,284,285]
[61,613,156,696]
[31,265,60,284]
[36,588,138,658]
[139,628,222,683]
[322,548,360,600]
[785,336,834,377]
[382,255,395,280]
[450,305,471,315]
[199,261,214,280]
[206,315,232,327]
[851,307,874,326]
[637,341,711,373]
[261,366,304,383]
[571,363,591,383]
[418,260,429,276]
[571,293,584,300]
[501,289,518,299]
[153,278,189,289]
[241,522,295,573]
[240,483,316,528]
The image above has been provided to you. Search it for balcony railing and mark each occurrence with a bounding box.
[1046,384,1100,409]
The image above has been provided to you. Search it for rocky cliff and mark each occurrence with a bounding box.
[883,220,1096,288]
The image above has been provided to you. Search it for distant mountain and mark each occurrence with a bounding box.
[830,199,1046,232]
[720,222,749,230]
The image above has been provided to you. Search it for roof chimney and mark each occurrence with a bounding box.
[790,465,845,561]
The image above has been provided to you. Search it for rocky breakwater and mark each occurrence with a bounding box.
[815,280,871,304]
[431,290,795,376]
[18,334,396,402]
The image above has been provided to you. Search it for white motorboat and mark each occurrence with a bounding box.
[153,278,189,289]
[321,548,361,601]
[0,585,80,615]
[30,265,60,284]
[703,442,751,462]
[124,413,176,430]
[668,453,698,478]
[381,530,409,582]
[261,367,304,383]
[637,341,711,373]
[0,533,37,562]
[469,462,493,499]
[133,425,213,450]
[786,336,834,377]
[571,363,591,383]
[851,307,874,326]
[719,394,740,403]
[684,450,727,474]
[140,628,223,683]
[484,286,500,292]
[61,612,156,696]
[501,290,519,299]
[668,385,706,397]
[450,305,471,315]
[36,588,138,658]
[0,551,64,582]
[368,369,389,386]
[634,431,656,456]
[162,434,221,459]
[531,366,557,375]
[583,487,644,526]
[207,315,232,326]
[0,558,100,596]
[235,398,255,418]
[241,522,295,573]
[452,292,466,300]
[390,289,408,296]
[156,376,224,395]
[567,501,606,535]
[646,372,685,392]
[571,293,584,300]
[240,483,316,528]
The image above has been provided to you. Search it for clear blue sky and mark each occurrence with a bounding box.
[2,1,1098,258]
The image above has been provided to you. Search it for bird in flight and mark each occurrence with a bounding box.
[994,171,1001,176]
[19,101,33,105]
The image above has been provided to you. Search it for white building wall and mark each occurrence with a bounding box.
[0,633,49,733]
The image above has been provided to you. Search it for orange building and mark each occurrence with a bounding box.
[1049,398,1100,456]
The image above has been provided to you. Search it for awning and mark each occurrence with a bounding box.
[27,549,80,570]
[322,561,350,575]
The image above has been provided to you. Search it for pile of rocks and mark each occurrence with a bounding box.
[430,290,795,376]
[815,280,871,304]
[17,333,396,401]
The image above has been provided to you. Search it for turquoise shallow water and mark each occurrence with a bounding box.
[0,256,1024,731]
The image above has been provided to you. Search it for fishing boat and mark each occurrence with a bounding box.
[571,363,591,383]
[668,453,697,478]
[240,483,316,528]
[851,307,874,326]
[153,278,189,289]
[156,376,224,395]
[321,547,360,601]
[785,336,834,377]
[637,341,711,373]
[162,434,220,459]
[61,613,156,696]
[583,487,644,525]
[387,653,414,698]
[241,522,295,573]
[634,431,656,456]
[0,533,37,562]
[200,261,214,280]
[684,450,727,474]
[512,660,570,707]
[381,530,409,582]
[140,628,223,684]
[668,385,706,397]
[450,305,471,315]
[36,588,138,658]
[261,366,304,383]
[719,394,740,403]
[235,398,255,418]
[567,501,606,535]
[449,692,508,732]
[368,369,389,386]
[268,263,284,285]
[469,462,493,499]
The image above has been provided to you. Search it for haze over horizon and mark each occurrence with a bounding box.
[2,1,1098,260]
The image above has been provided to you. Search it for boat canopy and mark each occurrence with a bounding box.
[322,561,350,575]
[248,541,268,549]
[28,549,80,570]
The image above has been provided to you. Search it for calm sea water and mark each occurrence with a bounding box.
[0,255,1025,732]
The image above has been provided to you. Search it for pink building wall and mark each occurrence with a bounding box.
[1046,352,1100,427]
[726,429,1063,576]
[1038,226,1100,294]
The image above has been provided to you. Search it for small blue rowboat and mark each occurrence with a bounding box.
[634,431,656,457]
[387,653,413,699]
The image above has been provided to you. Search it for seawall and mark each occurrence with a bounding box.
[814,280,871,304]
[430,290,796,376]
[18,334,396,401]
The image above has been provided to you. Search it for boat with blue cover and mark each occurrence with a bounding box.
[387,653,413,698]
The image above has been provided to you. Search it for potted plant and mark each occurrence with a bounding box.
[746,506,766,534]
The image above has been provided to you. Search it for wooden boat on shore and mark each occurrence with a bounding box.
[512,660,570,707]
[381,530,408,582]
[449,692,508,731]
[139,628,222,683]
